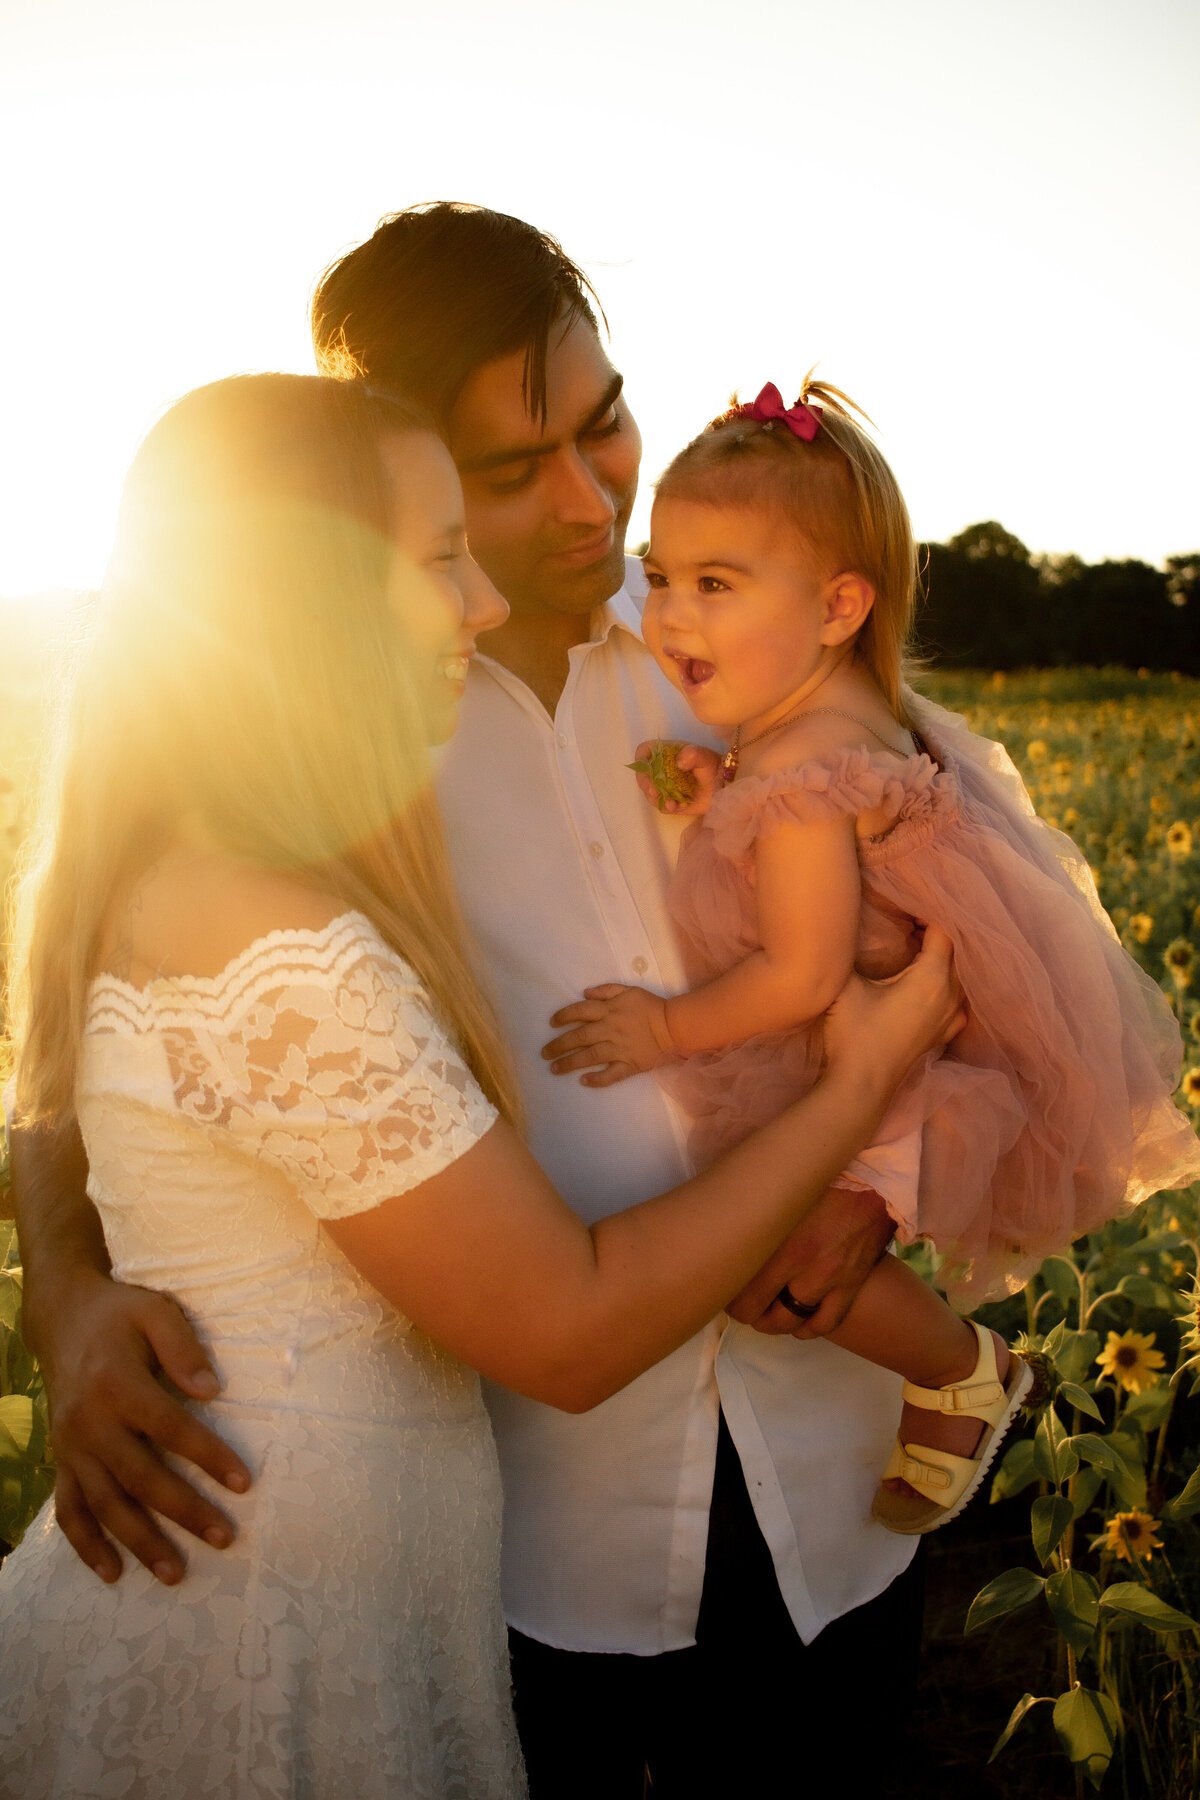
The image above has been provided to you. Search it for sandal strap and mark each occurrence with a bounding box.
[883,1439,979,1504]
[898,1322,1008,1424]
[901,1377,1005,1414]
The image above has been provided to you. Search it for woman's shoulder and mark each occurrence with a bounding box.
[96,848,351,991]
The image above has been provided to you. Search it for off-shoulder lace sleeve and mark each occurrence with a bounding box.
[707,748,941,865]
[148,916,498,1220]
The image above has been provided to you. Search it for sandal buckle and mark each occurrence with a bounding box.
[940,1380,1003,1412]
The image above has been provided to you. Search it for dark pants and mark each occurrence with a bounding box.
[510,1413,925,1799]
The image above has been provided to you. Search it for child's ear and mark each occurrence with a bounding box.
[820,572,875,646]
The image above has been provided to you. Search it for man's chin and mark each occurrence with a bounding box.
[542,541,629,612]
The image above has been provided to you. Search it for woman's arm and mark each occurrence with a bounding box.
[326,928,961,1413]
[542,813,862,1079]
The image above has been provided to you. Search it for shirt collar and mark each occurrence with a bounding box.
[589,556,649,649]
[473,555,650,681]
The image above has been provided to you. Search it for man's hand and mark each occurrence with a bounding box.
[37,1269,251,1585]
[542,984,675,1086]
[726,1184,896,1338]
[629,741,723,817]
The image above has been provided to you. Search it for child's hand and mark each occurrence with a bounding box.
[542,985,676,1086]
[628,741,723,816]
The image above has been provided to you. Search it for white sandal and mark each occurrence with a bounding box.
[871,1322,1035,1535]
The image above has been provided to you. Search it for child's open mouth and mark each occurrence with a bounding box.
[668,652,715,691]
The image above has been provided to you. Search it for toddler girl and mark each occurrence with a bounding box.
[544,379,1200,1534]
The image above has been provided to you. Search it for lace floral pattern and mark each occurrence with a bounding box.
[0,915,526,1799]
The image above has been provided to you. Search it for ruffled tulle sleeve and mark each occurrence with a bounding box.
[96,915,500,1220]
[706,747,946,866]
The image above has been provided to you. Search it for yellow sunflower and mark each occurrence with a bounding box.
[1182,1069,1200,1107]
[1167,821,1194,860]
[1095,1329,1166,1393]
[1026,739,1049,764]
[1165,939,1196,990]
[1129,913,1155,945]
[1100,1510,1164,1562]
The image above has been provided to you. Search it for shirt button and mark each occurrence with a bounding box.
[557,732,569,748]
[589,842,604,859]
[632,956,649,975]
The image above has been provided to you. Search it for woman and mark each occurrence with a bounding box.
[0,375,961,1798]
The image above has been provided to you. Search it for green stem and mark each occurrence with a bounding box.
[1084,1288,1130,1326]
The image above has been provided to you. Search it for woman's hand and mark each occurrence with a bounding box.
[628,741,723,817]
[822,924,965,1094]
[542,985,675,1086]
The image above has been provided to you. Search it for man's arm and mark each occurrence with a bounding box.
[725,1183,896,1338]
[12,1116,251,1584]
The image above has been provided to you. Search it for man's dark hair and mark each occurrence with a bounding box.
[311,202,603,426]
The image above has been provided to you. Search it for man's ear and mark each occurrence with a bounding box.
[820,572,875,646]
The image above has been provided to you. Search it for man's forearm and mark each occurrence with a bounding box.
[11,1116,109,1356]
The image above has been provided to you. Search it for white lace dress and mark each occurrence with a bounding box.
[0,914,527,1800]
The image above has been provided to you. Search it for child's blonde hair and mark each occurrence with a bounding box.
[655,374,919,725]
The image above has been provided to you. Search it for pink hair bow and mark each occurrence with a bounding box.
[736,382,822,441]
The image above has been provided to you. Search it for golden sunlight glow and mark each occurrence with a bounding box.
[1,0,1198,601]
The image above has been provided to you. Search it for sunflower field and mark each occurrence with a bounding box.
[1,648,1199,1797]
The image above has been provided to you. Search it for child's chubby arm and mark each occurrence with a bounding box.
[629,740,724,817]
[542,805,862,1083]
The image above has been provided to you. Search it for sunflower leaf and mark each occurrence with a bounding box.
[1045,1568,1100,1653]
[989,1692,1052,1762]
[1116,1273,1188,1315]
[1123,1384,1174,1431]
[0,1395,34,1459]
[1071,1466,1103,1520]
[1161,1463,1200,1522]
[1034,1407,1079,1483]
[991,1435,1039,1503]
[1056,1329,1101,1386]
[1032,1494,1075,1565]
[1052,1685,1119,1788]
[1040,1256,1081,1313]
[965,1566,1046,1634]
[1099,1582,1198,1633]
[1059,1381,1103,1423]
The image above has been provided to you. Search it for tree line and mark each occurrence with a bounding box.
[916,523,1200,672]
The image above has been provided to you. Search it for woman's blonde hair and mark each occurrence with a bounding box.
[655,374,919,724]
[9,373,520,1126]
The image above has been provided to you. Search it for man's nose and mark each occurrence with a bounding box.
[464,556,509,635]
[551,447,617,528]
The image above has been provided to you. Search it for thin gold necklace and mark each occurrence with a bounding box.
[719,648,853,785]
[720,704,910,785]
[719,706,808,783]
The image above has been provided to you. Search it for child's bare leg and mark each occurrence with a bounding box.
[826,1253,1010,1496]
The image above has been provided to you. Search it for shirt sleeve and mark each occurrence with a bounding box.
[161,934,499,1220]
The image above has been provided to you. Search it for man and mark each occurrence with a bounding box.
[13,204,926,1795]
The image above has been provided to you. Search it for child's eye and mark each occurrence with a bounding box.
[644,569,667,589]
[699,575,729,594]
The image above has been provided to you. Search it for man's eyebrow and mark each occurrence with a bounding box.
[457,374,624,476]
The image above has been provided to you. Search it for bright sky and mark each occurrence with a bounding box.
[1,0,1197,597]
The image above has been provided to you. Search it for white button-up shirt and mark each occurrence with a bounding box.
[435,560,915,1655]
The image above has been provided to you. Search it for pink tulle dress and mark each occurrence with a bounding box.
[660,693,1200,1304]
